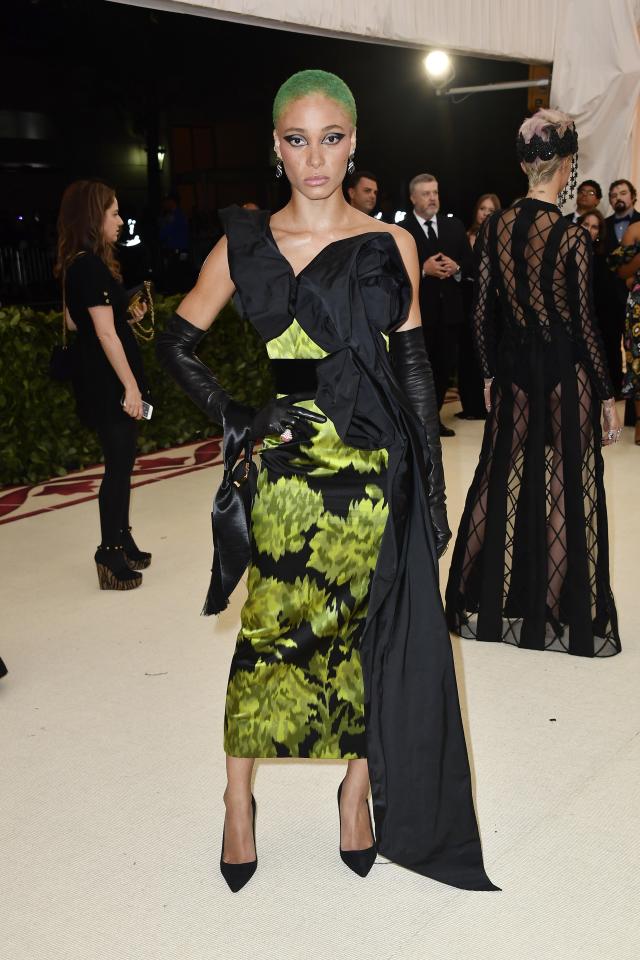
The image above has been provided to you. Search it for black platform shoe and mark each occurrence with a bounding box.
[121,526,152,570]
[337,781,377,877]
[94,545,142,590]
[220,795,257,893]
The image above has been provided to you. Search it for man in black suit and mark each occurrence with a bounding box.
[564,179,602,223]
[601,179,640,395]
[346,169,379,216]
[400,173,473,436]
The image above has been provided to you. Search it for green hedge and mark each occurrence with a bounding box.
[0,296,274,487]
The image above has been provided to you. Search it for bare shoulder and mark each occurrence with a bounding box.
[375,222,419,268]
[381,222,416,250]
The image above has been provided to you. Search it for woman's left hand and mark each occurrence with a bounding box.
[483,378,494,413]
[128,301,148,324]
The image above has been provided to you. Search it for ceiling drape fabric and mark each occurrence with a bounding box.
[113,0,639,198]
[112,0,557,61]
[550,0,640,201]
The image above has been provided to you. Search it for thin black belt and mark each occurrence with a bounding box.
[270,358,319,395]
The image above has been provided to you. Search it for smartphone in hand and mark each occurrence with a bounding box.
[120,394,153,420]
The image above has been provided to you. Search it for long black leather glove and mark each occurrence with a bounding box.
[389,327,451,558]
[156,312,325,439]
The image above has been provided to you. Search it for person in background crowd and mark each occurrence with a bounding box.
[458,193,502,420]
[400,173,473,436]
[467,194,502,249]
[565,180,602,223]
[578,209,609,348]
[346,169,378,215]
[159,192,191,293]
[241,201,260,210]
[55,180,152,590]
[446,108,621,658]
[610,218,640,443]
[601,180,640,395]
[578,207,606,247]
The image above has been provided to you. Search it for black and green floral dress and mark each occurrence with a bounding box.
[213,206,496,891]
[225,320,388,758]
[609,240,640,400]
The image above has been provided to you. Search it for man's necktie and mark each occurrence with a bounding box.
[427,221,438,245]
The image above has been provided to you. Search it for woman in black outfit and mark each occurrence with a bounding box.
[157,70,496,893]
[55,180,152,589]
[458,193,503,420]
[446,110,622,657]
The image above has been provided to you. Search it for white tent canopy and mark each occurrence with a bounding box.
[112,0,640,198]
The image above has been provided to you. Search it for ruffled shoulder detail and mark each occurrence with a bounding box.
[219,205,293,339]
[356,232,412,334]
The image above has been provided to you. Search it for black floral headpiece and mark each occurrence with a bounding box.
[516,125,578,163]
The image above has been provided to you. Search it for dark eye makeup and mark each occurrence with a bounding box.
[283,132,346,147]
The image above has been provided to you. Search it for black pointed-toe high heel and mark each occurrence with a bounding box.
[94,545,142,590]
[337,781,377,878]
[220,795,257,893]
[121,526,152,570]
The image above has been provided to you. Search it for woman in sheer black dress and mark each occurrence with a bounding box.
[446,110,622,658]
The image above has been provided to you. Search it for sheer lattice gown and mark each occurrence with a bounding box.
[445,199,620,657]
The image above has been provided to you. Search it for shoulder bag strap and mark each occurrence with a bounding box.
[61,266,67,348]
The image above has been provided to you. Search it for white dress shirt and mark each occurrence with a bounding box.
[413,210,461,280]
[414,211,438,239]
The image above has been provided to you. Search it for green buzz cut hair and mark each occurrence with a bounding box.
[272,69,357,127]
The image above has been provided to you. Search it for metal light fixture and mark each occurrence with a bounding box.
[157,146,166,170]
[424,50,455,90]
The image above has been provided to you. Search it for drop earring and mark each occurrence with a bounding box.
[558,152,578,207]
[347,155,355,175]
[275,159,283,179]
[568,152,578,200]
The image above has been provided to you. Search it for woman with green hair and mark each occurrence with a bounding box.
[158,69,496,893]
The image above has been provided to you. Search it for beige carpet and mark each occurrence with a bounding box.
[2,405,639,960]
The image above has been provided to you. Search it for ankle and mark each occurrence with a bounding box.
[340,775,369,804]
[96,543,125,556]
[223,787,253,808]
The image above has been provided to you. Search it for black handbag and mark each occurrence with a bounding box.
[202,433,258,616]
[49,269,78,382]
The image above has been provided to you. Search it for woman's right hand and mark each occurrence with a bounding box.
[122,385,143,420]
[602,399,622,445]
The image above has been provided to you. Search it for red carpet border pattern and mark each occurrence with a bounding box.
[0,437,223,524]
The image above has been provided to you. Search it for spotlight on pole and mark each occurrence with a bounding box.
[424,50,454,91]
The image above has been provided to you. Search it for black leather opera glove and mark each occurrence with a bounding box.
[389,327,451,558]
[156,312,325,439]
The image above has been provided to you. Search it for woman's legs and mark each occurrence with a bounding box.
[339,757,375,850]
[95,418,138,546]
[222,755,374,863]
[223,756,256,864]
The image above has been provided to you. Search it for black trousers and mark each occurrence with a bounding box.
[95,418,138,547]
[457,320,486,417]
[423,320,460,411]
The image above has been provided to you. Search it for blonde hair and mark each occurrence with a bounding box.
[518,108,575,189]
